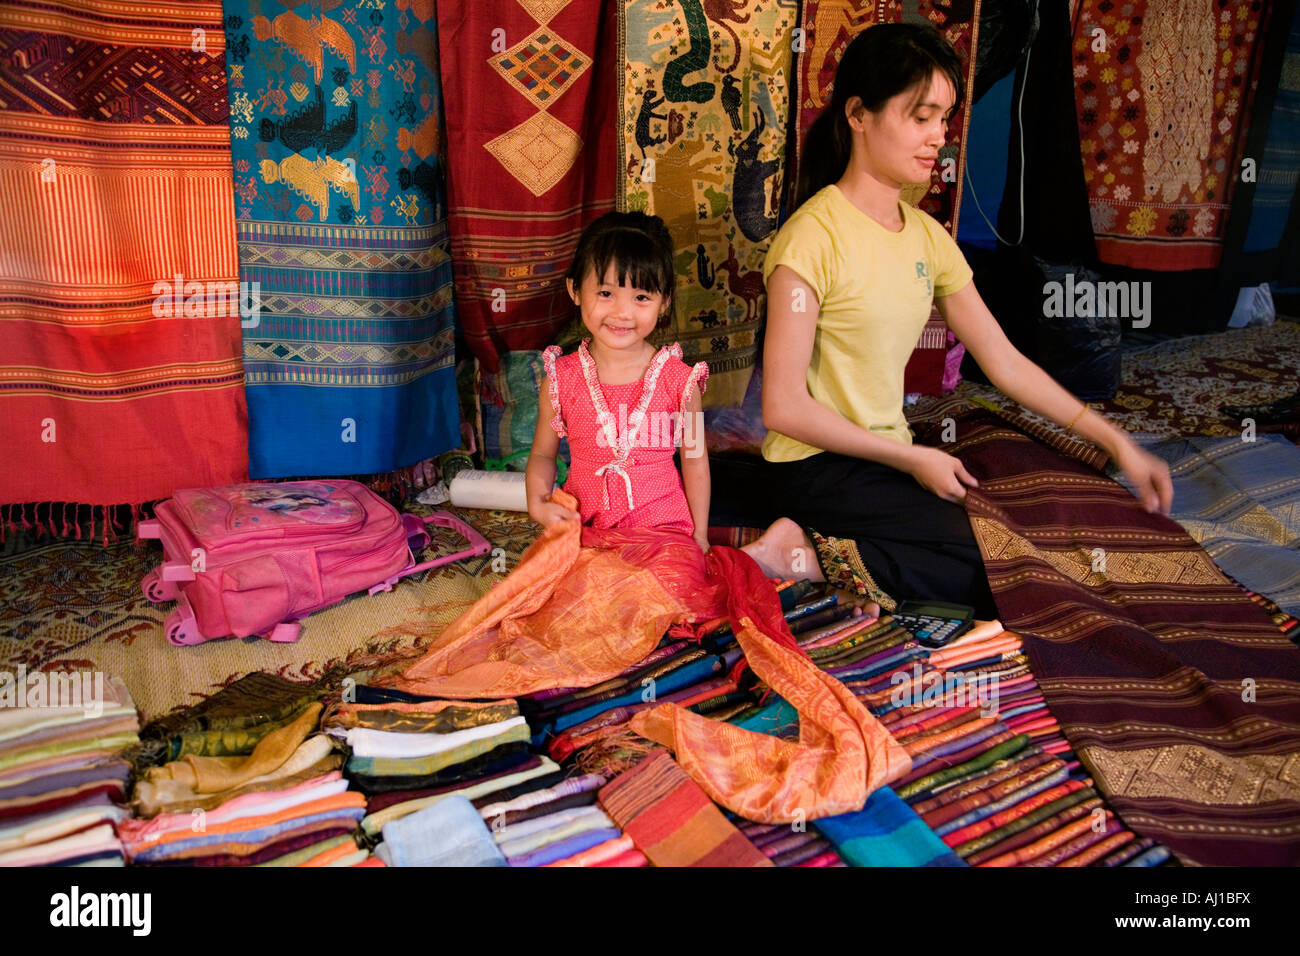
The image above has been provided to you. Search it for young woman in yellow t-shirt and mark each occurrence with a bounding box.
[733,22,1172,616]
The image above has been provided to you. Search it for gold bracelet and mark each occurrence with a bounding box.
[1065,404,1089,432]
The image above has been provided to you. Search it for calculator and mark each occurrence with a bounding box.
[892,601,976,648]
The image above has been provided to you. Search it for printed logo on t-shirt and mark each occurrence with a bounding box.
[915,261,932,296]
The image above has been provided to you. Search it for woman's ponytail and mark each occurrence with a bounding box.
[795,105,851,211]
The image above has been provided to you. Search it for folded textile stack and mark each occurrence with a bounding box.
[374,772,640,867]
[483,773,636,866]
[333,694,535,797]
[124,702,366,866]
[0,676,139,867]
[726,610,1172,868]
[598,750,772,867]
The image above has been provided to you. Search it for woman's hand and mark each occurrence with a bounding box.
[529,495,578,527]
[1112,441,1174,514]
[694,532,712,555]
[907,446,980,504]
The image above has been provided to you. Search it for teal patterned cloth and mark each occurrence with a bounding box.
[220,2,458,478]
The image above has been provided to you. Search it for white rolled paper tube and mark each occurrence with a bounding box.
[447,469,529,511]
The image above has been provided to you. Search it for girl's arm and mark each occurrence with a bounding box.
[525,377,579,526]
[762,265,979,501]
[679,385,711,552]
[937,281,1173,513]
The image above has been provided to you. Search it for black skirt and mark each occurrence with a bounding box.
[709,450,998,618]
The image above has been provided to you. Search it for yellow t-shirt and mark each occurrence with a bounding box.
[761,184,973,462]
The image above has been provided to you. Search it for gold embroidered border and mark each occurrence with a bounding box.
[1081,742,1300,806]
[808,530,896,612]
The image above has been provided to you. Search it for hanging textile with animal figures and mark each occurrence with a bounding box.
[1072,0,1273,270]
[220,0,460,479]
[792,1,981,396]
[619,0,799,408]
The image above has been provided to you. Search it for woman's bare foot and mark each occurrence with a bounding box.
[741,517,825,582]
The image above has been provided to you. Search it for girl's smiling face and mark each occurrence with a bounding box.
[847,70,956,188]
[567,263,667,354]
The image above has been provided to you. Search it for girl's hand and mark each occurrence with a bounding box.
[1112,441,1174,514]
[694,532,711,554]
[529,496,579,527]
[907,446,980,504]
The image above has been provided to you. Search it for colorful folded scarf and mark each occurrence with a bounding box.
[481,790,601,830]
[0,749,120,788]
[345,717,528,760]
[929,767,1073,835]
[361,756,551,815]
[0,678,136,737]
[592,847,648,867]
[142,705,322,794]
[1124,846,1173,867]
[0,822,121,868]
[478,773,605,818]
[257,833,356,869]
[773,837,836,867]
[496,807,615,858]
[0,732,139,774]
[0,794,128,855]
[136,752,343,819]
[346,723,532,778]
[507,827,623,867]
[361,763,558,834]
[325,701,520,735]
[952,794,1102,865]
[347,742,537,795]
[0,714,140,758]
[956,792,1099,861]
[154,827,357,869]
[814,786,966,867]
[131,803,366,863]
[119,773,347,852]
[381,796,505,868]
[598,752,772,867]
[1058,828,1135,867]
[543,834,635,867]
[944,780,1092,849]
[0,758,131,803]
[1028,818,1124,867]
[978,813,1108,867]
[0,780,127,823]
[904,743,1046,805]
[911,753,1058,816]
[896,728,1023,788]
[133,735,336,817]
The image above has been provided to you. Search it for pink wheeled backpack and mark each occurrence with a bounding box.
[138,480,490,646]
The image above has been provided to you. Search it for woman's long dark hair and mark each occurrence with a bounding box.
[795,22,965,210]
[566,211,677,323]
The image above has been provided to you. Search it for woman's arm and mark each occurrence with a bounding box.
[525,378,578,526]
[937,281,1173,513]
[762,265,979,501]
[678,386,711,551]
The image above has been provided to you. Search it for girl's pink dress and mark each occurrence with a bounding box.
[543,339,708,535]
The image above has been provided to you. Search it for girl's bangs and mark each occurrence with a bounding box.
[588,230,671,296]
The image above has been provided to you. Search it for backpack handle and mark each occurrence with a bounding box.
[368,511,492,595]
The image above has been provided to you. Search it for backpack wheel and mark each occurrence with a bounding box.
[142,568,179,603]
[164,597,205,646]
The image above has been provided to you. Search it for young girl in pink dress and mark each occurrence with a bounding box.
[525,212,711,553]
